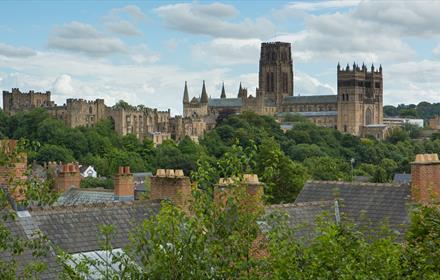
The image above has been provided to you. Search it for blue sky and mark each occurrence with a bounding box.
[1,1,440,115]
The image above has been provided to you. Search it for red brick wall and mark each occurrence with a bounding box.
[150,173,191,208]
[55,163,81,193]
[411,162,440,203]
[114,166,134,198]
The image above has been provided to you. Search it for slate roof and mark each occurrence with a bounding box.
[393,173,412,185]
[277,111,338,117]
[0,200,161,279]
[208,98,243,107]
[0,212,61,279]
[56,188,115,206]
[27,200,161,254]
[265,200,336,239]
[283,95,337,105]
[295,181,411,236]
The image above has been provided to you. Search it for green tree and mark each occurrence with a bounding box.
[303,156,351,181]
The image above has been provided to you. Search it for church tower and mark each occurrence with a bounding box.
[337,63,383,136]
[258,42,293,105]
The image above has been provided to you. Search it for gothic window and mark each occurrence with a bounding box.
[272,52,276,61]
[375,82,381,89]
[344,125,347,132]
[89,106,93,114]
[281,52,287,61]
[282,73,288,93]
[266,73,270,91]
[365,108,373,125]
[271,72,275,92]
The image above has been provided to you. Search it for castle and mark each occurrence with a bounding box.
[2,41,386,142]
[184,42,386,139]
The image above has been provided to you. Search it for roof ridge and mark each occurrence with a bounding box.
[28,199,162,213]
[306,180,400,187]
[267,200,334,209]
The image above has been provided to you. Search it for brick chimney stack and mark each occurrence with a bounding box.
[411,154,440,203]
[215,174,264,208]
[54,163,81,193]
[150,169,191,208]
[114,166,134,201]
[0,139,28,201]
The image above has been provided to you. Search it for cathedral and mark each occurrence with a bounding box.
[183,41,386,139]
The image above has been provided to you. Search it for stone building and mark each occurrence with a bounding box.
[2,41,387,140]
[183,41,386,138]
[2,88,54,115]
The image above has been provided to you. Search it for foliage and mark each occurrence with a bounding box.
[80,177,114,189]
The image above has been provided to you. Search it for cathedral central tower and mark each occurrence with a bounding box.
[258,42,294,105]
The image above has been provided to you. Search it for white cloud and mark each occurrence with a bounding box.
[295,72,335,95]
[105,20,142,36]
[192,38,261,65]
[129,44,160,64]
[433,44,440,58]
[0,42,36,58]
[155,2,276,39]
[48,21,127,56]
[52,74,74,95]
[111,5,145,20]
[104,5,145,36]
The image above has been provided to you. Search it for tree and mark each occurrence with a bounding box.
[256,137,308,203]
[35,144,75,163]
[303,156,351,181]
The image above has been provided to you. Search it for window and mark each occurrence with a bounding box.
[89,106,93,114]
[282,72,288,93]
[375,82,381,88]
[344,125,347,132]
[365,108,373,125]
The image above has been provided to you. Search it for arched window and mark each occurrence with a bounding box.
[365,108,373,125]
[89,106,93,114]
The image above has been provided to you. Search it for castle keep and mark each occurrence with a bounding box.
[2,41,386,141]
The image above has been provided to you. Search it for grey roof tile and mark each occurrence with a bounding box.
[295,181,411,236]
[283,95,337,104]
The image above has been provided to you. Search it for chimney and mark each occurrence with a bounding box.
[0,139,28,201]
[214,174,264,209]
[54,162,81,193]
[150,169,191,209]
[411,154,440,203]
[114,166,134,201]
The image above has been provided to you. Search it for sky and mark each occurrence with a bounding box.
[1,0,440,115]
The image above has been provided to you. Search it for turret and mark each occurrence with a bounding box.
[237,82,243,98]
[379,64,382,73]
[183,81,189,104]
[220,82,226,99]
[371,64,375,72]
[201,80,208,104]
[337,62,340,71]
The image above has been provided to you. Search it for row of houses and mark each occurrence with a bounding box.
[0,139,439,278]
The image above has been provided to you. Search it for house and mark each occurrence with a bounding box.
[80,165,97,178]
[2,153,440,278]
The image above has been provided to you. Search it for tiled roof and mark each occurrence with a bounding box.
[295,181,411,236]
[56,188,115,206]
[0,213,61,279]
[265,200,336,239]
[208,98,243,107]
[1,200,161,278]
[28,200,161,254]
[283,95,337,104]
[393,173,411,185]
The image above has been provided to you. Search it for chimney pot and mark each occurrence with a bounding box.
[175,169,184,177]
[166,169,175,177]
[118,166,124,174]
[157,169,166,176]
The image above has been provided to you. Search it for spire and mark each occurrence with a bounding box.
[238,82,243,98]
[371,63,375,72]
[220,82,226,98]
[183,81,189,103]
[379,64,382,72]
[201,80,208,103]
[337,62,340,71]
